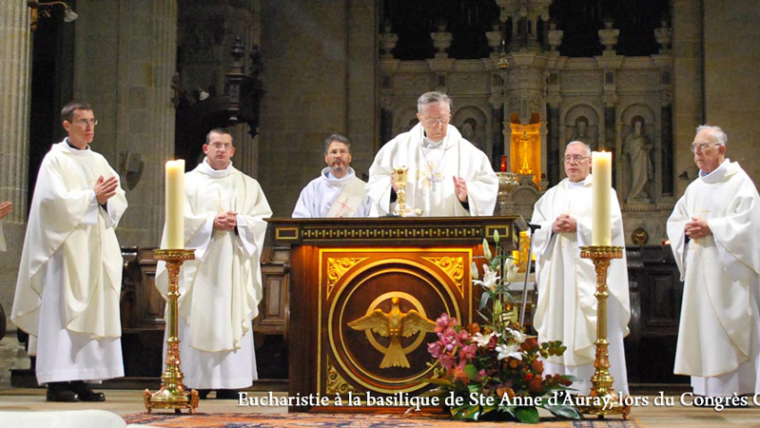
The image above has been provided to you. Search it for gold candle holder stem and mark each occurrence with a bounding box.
[578,246,631,420]
[144,249,199,414]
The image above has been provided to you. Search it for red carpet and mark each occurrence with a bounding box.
[123,412,644,428]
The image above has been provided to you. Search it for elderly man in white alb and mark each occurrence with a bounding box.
[292,134,370,218]
[366,91,497,216]
[530,141,630,396]
[667,125,760,398]
[155,128,272,399]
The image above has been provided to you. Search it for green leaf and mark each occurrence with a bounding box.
[479,291,491,310]
[541,404,582,420]
[514,406,540,424]
[462,404,482,420]
[464,364,479,381]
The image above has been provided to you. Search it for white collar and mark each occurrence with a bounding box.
[321,167,356,187]
[566,175,591,189]
[60,138,91,156]
[198,157,234,178]
[699,158,730,184]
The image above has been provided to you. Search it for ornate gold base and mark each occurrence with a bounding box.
[143,248,198,414]
[578,245,630,420]
[143,386,199,414]
[577,391,632,420]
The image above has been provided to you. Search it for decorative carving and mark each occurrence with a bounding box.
[598,17,620,55]
[326,358,358,395]
[326,257,367,296]
[423,256,465,296]
[616,70,660,88]
[379,20,399,59]
[430,21,453,59]
[547,22,564,53]
[348,296,436,369]
[560,71,602,89]
[654,20,672,54]
[302,226,485,241]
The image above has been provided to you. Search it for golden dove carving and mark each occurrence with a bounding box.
[348,297,436,369]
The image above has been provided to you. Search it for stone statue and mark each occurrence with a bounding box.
[623,117,653,202]
[569,116,594,149]
[461,118,483,152]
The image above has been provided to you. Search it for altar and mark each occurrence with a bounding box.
[268,216,526,411]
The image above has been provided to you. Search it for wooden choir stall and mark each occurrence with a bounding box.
[268,216,526,412]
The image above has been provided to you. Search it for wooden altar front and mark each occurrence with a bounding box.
[269,216,526,412]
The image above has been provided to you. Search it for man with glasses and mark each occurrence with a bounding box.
[667,125,760,399]
[366,91,497,216]
[292,134,371,218]
[12,101,128,402]
[155,128,272,399]
[529,141,630,396]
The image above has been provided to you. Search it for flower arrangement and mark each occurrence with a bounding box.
[424,232,580,423]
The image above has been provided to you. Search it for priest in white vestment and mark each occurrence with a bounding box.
[366,91,497,217]
[667,125,760,397]
[530,141,630,396]
[292,134,370,218]
[155,128,272,399]
[12,101,127,402]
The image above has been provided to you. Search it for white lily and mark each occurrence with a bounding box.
[472,331,497,348]
[496,343,523,361]
[507,328,528,344]
[473,264,500,292]
[471,261,479,280]
[504,259,519,283]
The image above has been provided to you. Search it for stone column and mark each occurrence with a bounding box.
[0,1,32,327]
[73,0,177,247]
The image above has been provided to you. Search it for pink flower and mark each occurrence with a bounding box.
[435,313,457,333]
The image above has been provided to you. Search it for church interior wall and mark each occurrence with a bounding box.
[702,0,760,189]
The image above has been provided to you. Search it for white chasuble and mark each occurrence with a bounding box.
[530,177,630,395]
[292,167,371,218]
[366,124,497,217]
[667,160,760,395]
[155,159,272,389]
[12,141,127,384]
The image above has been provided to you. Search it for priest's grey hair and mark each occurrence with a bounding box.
[417,91,452,114]
[324,133,351,155]
[566,140,592,156]
[696,125,728,146]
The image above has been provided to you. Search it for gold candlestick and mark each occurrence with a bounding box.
[577,246,631,420]
[144,249,199,414]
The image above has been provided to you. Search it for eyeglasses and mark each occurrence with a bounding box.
[564,155,589,163]
[690,142,719,153]
[421,116,450,126]
[209,142,233,150]
[74,119,98,128]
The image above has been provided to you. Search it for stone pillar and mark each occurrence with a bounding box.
[73,0,177,247]
[0,1,32,327]
[672,0,703,196]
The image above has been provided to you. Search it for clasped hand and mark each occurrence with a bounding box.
[552,214,577,233]
[94,176,119,205]
[685,217,711,239]
[214,211,238,231]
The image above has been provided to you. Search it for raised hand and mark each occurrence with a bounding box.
[452,176,468,202]
[94,176,119,205]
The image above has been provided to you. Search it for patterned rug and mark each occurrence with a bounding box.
[123,412,644,428]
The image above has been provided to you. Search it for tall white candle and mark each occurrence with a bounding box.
[591,151,612,246]
[165,160,185,249]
